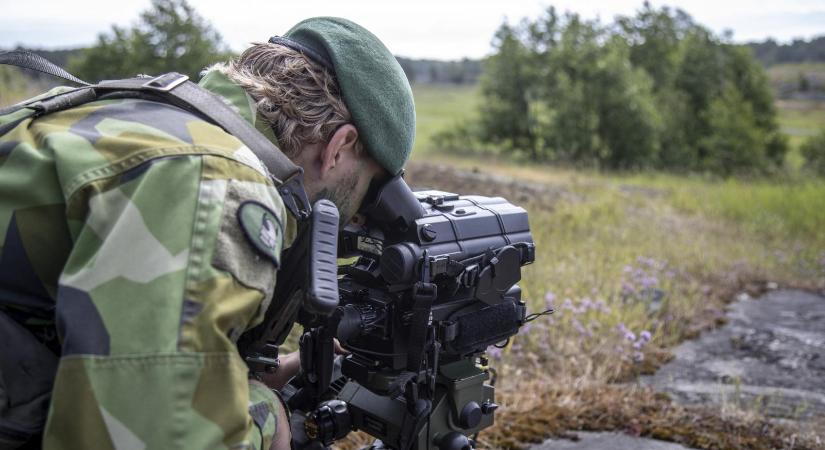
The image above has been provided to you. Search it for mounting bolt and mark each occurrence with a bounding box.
[420,224,437,242]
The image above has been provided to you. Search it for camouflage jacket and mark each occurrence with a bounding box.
[0,70,296,449]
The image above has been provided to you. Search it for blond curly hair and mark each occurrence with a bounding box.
[215,43,361,157]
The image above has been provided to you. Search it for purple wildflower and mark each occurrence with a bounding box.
[639,330,652,342]
[544,292,556,310]
[624,331,636,342]
[572,319,592,338]
[622,281,635,295]
[641,276,658,289]
[487,346,503,360]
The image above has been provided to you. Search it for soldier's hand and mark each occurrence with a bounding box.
[259,350,300,391]
[333,337,349,355]
[260,338,346,390]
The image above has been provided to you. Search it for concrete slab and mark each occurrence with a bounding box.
[532,432,695,450]
[642,290,825,420]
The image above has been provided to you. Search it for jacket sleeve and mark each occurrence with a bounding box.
[43,153,287,450]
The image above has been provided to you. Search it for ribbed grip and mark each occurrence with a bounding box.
[305,200,340,316]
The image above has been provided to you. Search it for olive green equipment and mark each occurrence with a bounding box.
[279,176,547,450]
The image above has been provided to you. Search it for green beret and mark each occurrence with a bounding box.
[283,17,415,176]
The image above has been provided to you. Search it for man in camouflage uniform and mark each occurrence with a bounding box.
[0,17,415,450]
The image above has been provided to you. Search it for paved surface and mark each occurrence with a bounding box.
[532,432,695,450]
[643,289,825,420]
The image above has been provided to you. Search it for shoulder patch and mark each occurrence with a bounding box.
[237,201,283,267]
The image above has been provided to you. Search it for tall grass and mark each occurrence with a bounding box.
[666,177,825,244]
[0,66,46,107]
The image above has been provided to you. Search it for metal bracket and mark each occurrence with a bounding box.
[142,72,190,92]
[278,171,313,221]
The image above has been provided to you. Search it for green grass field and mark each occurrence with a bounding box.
[411,83,481,156]
[776,99,825,169]
[766,62,825,87]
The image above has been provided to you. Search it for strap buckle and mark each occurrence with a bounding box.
[142,72,189,92]
[278,171,312,221]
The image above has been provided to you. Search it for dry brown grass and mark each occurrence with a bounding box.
[479,372,823,450]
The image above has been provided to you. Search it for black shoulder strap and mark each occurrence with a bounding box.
[0,51,311,220]
[0,50,89,86]
[95,75,311,219]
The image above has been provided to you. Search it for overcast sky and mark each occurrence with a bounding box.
[1,0,824,60]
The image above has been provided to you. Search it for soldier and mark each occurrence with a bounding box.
[0,17,415,450]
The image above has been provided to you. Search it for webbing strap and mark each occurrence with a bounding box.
[0,49,311,219]
[95,75,312,219]
[0,50,90,86]
[406,254,437,374]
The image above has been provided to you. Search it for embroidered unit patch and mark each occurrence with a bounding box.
[237,201,283,267]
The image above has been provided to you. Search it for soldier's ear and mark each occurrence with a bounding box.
[319,124,359,179]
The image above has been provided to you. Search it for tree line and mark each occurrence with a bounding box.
[4,0,824,176]
[435,3,793,176]
[748,36,825,66]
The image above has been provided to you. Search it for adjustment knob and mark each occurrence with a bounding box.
[436,431,472,450]
[420,223,437,242]
[458,401,482,429]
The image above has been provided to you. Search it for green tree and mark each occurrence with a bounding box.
[530,13,661,169]
[68,0,230,81]
[616,2,695,91]
[723,44,787,166]
[700,85,770,176]
[539,13,604,165]
[592,38,661,169]
[478,22,537,158]
[672,28,725,160]
[801,129,825,176]
[455,3,785,176]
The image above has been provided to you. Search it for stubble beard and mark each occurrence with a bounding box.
[314,170,360,227]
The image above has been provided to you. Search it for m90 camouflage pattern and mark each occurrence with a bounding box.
[0,71,292,449]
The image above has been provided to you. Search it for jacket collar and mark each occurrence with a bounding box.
[198,69,299,247]
[197,69,281,148]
